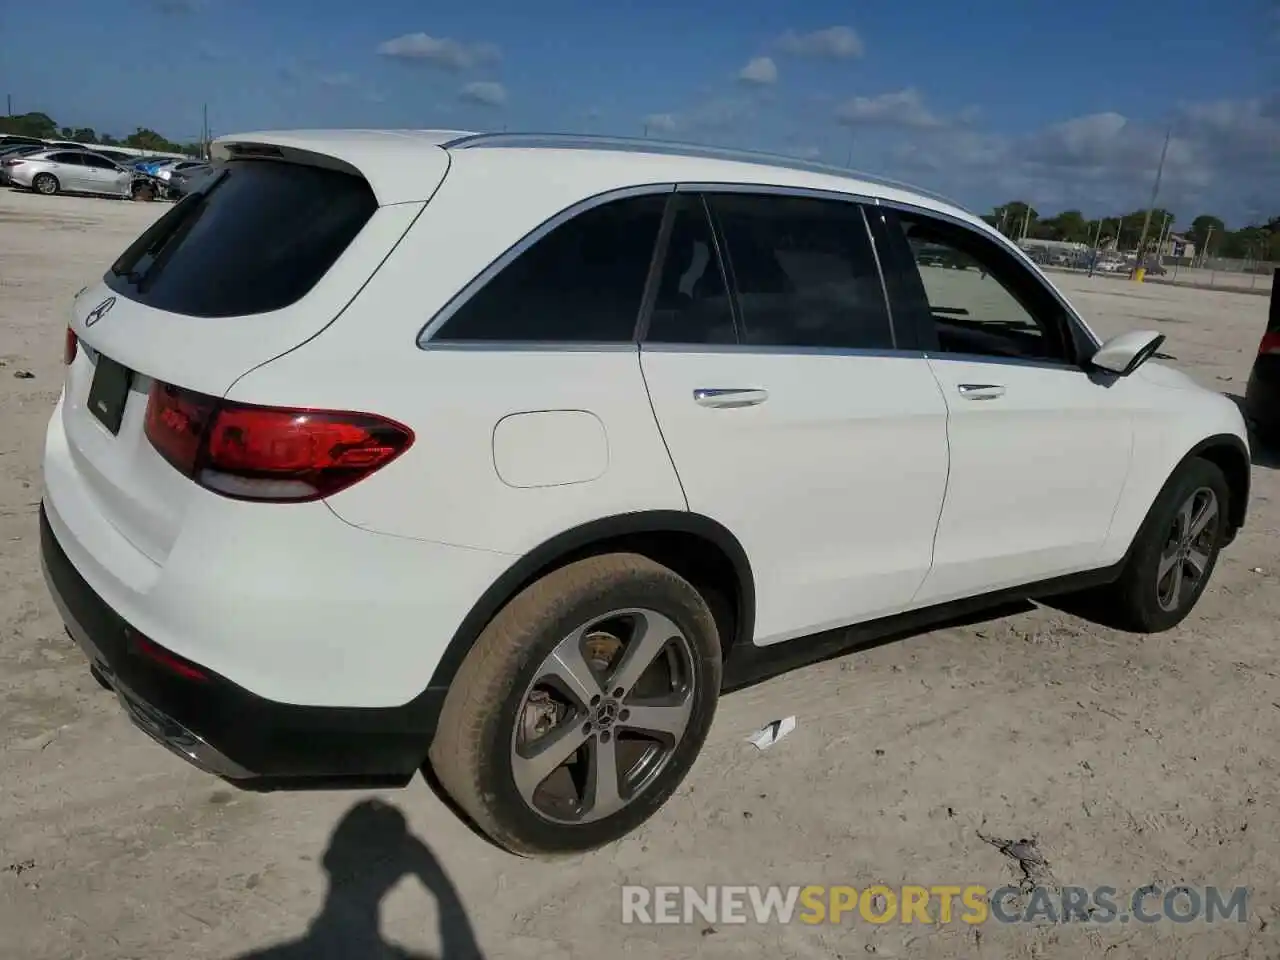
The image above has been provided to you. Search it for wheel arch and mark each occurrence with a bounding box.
[424,511,756,697]
[1186,433,1250,542]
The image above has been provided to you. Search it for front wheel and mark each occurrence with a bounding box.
[429,553,722,857]
[32,173,59,196]
[1098,457,1230,632]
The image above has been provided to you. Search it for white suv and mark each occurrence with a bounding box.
[41,130,1249,857]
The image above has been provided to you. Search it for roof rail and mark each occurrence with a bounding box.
[441,131,969,212]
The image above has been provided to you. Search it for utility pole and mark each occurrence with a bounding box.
[5,94,10,116]
[1133,124,1172,278]
[1088,218,1104,277]
[201,103,209,159]
[1154,212,1171,262]
[1199,225,1214,268]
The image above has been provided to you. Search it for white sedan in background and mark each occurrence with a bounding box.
[6,148,140,199]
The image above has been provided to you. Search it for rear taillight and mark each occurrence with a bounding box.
[1258,332,1280,356]
[143,382,413,503]
[64,327,77,365]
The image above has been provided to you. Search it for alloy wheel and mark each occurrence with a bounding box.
[510,608,696,824]
[1155,486,1218,612]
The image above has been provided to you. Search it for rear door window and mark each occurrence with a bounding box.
[105,160,378,318]
[707,193,895,351]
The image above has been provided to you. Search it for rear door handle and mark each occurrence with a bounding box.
[693,388,769,409]
[957,383,1006,400]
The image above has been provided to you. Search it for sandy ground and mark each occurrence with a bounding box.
[1,187,1279,960]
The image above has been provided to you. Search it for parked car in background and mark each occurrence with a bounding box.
[1244,273,1280,447]
[6,149,143,199]
[0,134,47,150]
[157,159,208,183]
[0,143,47,184]
[166,162,214,198]
[134,158,178,176]
[93,148,139,165]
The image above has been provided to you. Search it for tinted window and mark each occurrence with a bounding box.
[105,160,377,318]
[438,194,666,342]
[894,213,1071,363]
[82,154,116,169]
[709,194,893,350]
[49,153,83,165]
[646,195,736,345]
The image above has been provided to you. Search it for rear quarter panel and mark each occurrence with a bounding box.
[223,153,689,554]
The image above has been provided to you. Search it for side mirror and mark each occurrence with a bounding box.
[1090,330,1167,376]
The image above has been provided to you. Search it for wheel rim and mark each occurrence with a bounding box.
[36,176,54,194]
[510,608,696,825]
[1156,486,1218,613]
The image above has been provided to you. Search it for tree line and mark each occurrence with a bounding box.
[0,111,200,157]
[983,201,1280,263]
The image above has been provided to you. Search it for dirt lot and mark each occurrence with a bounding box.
[2,187,1278,960]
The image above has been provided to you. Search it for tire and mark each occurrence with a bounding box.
[1096,457,1230,632]
[32,173,59,196]
[429,552,722,857]
[131,180,155,202]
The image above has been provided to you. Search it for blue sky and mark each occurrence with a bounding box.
[5,0,1278,225]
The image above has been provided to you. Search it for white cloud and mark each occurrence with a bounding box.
[459,81,507,107]
[377,33,501,70]
[737,56,778,86]
[642,97,758,137]
[836,88,942,129]
[778,26,864,59]
[884,96,1278,223]
[643,113,678,134]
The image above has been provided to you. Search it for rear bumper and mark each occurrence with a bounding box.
[40,505,444,788]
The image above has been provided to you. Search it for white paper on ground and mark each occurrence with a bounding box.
[747,715,796,750]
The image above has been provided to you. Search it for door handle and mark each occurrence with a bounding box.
[957,383,1006,400]
[693,388,769,409]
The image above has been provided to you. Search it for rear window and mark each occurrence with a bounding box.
[105,160,377,318]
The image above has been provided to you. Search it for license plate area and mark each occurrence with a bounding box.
[87,355,133,435]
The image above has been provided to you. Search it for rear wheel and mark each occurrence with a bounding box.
[32,173,59,196]
[429,553,722,857]
[1096,457,1229,632]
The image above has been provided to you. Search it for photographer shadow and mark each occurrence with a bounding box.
[231,798,483,960]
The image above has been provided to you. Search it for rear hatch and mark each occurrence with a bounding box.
[61,144,443,564]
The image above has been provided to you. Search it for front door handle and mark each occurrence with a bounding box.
[693,388,769,409]
[957,383,1006,400]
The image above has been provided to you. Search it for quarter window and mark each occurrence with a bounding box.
[708,194,893,350]
[646,195,736,345]
[437,194,667,343]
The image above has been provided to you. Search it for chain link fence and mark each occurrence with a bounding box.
[1156,257,1276,294]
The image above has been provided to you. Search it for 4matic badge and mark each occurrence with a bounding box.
[84,296,116,328]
